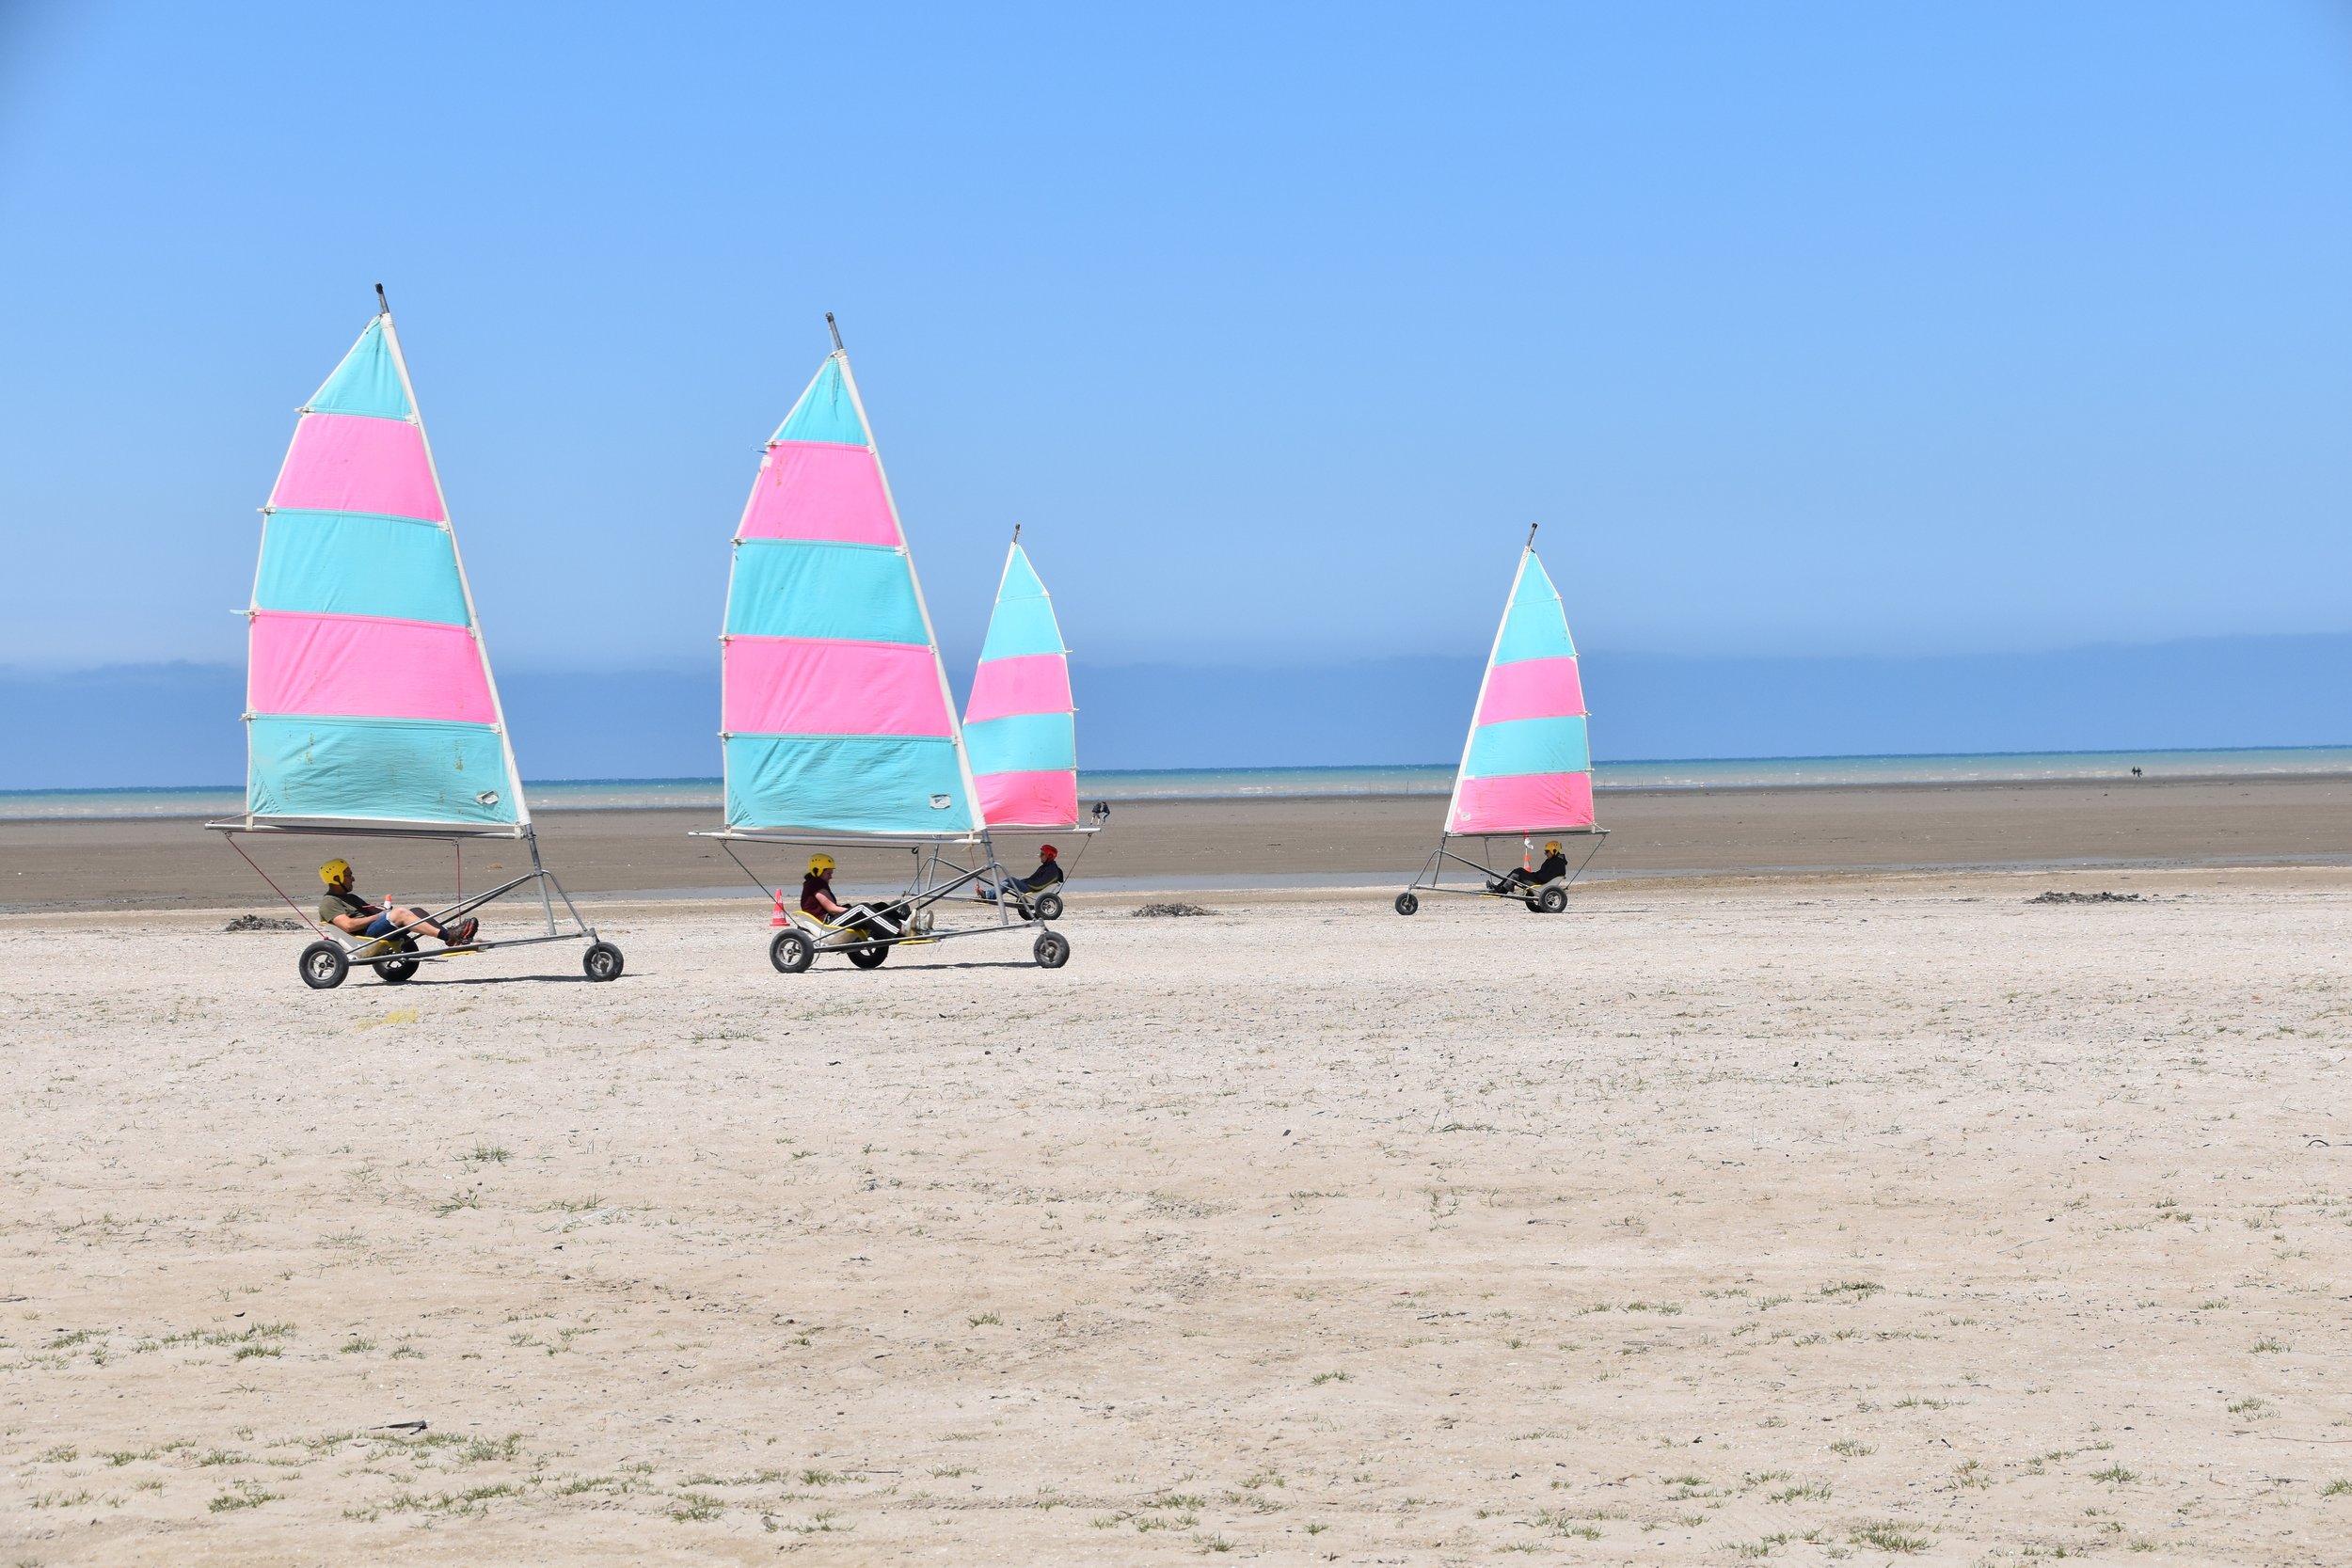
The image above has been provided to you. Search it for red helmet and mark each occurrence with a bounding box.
[1039,844,1058,859]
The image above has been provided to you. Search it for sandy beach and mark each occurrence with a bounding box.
[5,863,2351,1564]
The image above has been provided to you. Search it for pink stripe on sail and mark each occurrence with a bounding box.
[736,440,899,546]
[977,769,1079,830]
[1447,770,1595,835]
[1474,656,1584,725]
[724,636,952,736]
[966,653,1073,723]
[248,610,492,723]
[270,413,444,522]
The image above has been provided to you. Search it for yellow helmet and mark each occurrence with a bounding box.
[808,854,835,875]
[319,858,352,886]
[1544,841,1562,854]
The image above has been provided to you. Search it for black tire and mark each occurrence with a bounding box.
[1033,930,1071,969]
[1536,885,1568,914]
[770,928,815,974]
[846,942,890,969]
[583,941,625,982]
[376,957,419,984]
[1394,892,1419,916]
[299,941,349,990]
[1031,891,1064,922]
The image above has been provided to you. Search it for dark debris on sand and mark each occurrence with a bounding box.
[2026,891,2143,905]
[1132,902,1216,918]
[224,914,307,932]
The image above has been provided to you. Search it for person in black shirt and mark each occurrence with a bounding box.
[1491,840,1569,894]
[981,844,1064,904]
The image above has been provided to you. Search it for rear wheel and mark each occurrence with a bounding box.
[770,929,814,974]
[1536,886,1568,914]
[376,957,419,984]
[1394,892,1419,916]
[299,942,349,990]
[582,942,625,982]
[1033,930,1071,969]
[1032,891,1064,922]
[846,942,890,969]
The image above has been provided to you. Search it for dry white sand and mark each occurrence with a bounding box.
[4,871,2350,1564]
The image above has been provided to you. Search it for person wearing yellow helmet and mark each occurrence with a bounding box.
[800,853,849,920]
[316,859,479,946]
[1491,840,1570,895]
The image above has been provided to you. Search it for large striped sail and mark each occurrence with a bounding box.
[721,346,979,838]
[1443,544,1595,834]
[241,306,523,832]
[963,538,1078,829]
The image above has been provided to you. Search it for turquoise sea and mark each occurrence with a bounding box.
[7,746,2352,821]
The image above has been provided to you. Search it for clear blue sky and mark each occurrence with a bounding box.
[3,0,2349,681]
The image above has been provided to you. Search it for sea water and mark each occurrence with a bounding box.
[8,746,2352,821]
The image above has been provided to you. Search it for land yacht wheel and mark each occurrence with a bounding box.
[1031,892,1064,922]
[299,942,349,990]
[1033,931,1071,969]
[376,957,419,983]
[1394,892,1419,916]
[770,929,815,974]
[1535,886,1568,914]
[583,942,625,981]
[847,942,890,969]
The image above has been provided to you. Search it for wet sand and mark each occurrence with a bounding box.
[8,773,2352,912]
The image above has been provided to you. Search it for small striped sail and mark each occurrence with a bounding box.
[241,308,523,832]
[963,539,1077,829]
[1443,545,1595,835]
[721,349,978,838]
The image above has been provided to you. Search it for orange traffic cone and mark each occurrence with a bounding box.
[770,889,789,927]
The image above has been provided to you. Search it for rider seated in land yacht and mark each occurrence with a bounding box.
[1489,840,1569,895]
[316,860,479,946]
[979,844,1063,904]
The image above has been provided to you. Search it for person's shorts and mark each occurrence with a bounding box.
[363,914,398,938]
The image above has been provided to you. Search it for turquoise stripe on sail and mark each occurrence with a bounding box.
[247,715,516,825]
[977,594,1063,660]
[726,540,927,643]
[256,510,469,626]
[770,357,869,446]
[304,318,413,420]
[725,734,974,834]
[1464,715,1590,780]
[1493,556,1576,664]
[964,712,1076,775]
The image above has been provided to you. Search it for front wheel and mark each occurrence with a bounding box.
[770,928,815,974]
[299,941,349,990]
[1033,930,1071,969]
[1535,886,1568,914]
[1031,891,1065,922]
[846,942,890,969]
[583,942,625,982]
[1394,892,1419,916]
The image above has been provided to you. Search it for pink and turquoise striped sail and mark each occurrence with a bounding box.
[964,540,1077,829]
[721,350,978,837]
[1443,546,1595,835]
[241,309,522,831]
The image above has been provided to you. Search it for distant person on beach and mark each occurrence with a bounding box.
[317,859,478,946]
[1492,840,1569,894]
[981,844,1064,903]
[801,854,850,921]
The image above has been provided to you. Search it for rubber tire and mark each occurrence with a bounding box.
[846,942,890,969]
[1032,891,1065,922]
[583,942,625,982]
[376,958,419,984]
[1394,892,1419,916]
[299,941,349,990]
[770,928,815,974]
[1033,930,1071,969]
[1536,886,1568,914]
